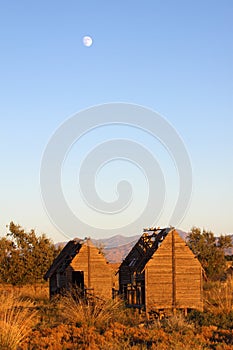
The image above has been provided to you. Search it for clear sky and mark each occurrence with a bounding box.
[0,0,232,242]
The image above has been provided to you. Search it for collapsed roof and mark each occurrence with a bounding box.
[119,227,172,273]
[44,238,83,280]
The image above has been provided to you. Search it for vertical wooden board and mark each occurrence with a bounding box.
[173,231,201,265]
[65,266,73,287]
[145,232,174,310]
[146,269,173,308]
[173,230,203,310]
[70,244,89,288]
[70,241,113,299]
[147,282,173,309]
[110,263,120,290]
[145,230,203,311]
[119,271,131,284]
[89,243,113,298]
[49,274,57,296]
[60,274,67,289]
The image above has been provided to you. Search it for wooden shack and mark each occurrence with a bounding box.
[119,227,203,313]
[44,238,114,299]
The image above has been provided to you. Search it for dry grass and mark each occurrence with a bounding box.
[0,282,233,349]
[58,290,126,347]
[204,276,233,314]
[60,290,125,329]
[162,313,195,335]
[0,292,38,350]
[0,283,49,301]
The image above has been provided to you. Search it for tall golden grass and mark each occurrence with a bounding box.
[162,313,194,335]
[58,290,127,348]
[61,290,126,329]
[0,282,232,349]
[0,283,49,301]
[205,276,233,314]
[0,292,38,350]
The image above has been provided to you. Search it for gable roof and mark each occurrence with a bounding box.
[119,227,173,273]
[44,238,84,280]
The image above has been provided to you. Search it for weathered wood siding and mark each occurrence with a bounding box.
[173,231,203,310]
[69,240,113,299]
[49,274,57,296]
[119,266,132,286]
[49,271,68,296]
[109,263,120,291]
[146,230,203,311]
[146,232,173,310]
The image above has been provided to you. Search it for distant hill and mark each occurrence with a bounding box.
[102,229,189,263]
[92,234,140,249]
[55,230,189,263]
[92,234,140,263]
[104,239,139,263]
[97,230,233,263]
[55,234,140,250]
[55,231,233,264]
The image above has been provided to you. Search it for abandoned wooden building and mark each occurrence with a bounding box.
[44,238,115,299]
[118,227,203,313]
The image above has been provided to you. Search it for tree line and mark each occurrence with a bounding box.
[0,222,232,285]
[0,222,61,285]
[187,227,232,280]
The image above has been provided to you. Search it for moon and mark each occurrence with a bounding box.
[83,36,93,47]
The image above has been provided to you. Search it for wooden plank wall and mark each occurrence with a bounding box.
[49,274,57,295]
[69,240,113,299]
[174,231,203,310]
[146,230,203,311]
[50,271,68,295]
[146,233,173,310]
[119,266,132,286]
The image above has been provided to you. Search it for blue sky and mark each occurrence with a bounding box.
[0,1,232,241]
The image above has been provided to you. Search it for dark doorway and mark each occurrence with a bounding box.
[72,271,84,289]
